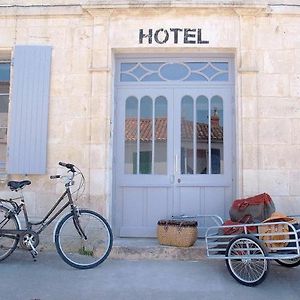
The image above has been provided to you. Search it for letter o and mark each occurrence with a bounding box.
[154,29,169,44]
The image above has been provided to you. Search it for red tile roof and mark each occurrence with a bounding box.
[125,118,223,142]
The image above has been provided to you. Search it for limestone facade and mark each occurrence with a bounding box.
[0,1,300,235]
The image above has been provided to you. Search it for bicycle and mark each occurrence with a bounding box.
[0,162,113,269]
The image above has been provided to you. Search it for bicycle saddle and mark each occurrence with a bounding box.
[7,180,31,191]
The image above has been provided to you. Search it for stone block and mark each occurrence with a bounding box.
[258,118,291,145]
[256,18,283,50]
[260,145,292,170]
[257,74,289,97]
[290,171,300,196]
[242,118,258,145]
[241,97,257,118]
[242,170,259,196]
[89,144,108,169]
[240,50,259,71]
[262,50,294,74]
[271,196,300,216]
[240,73,257,97]
[89,169,107,197]
[64,74,91,97]
[290,74,300,98]
[258,170,289,196]
[291,119,300,144]
[240,16,256,50]
[258,97,300,118]
[242,144,258,170]
[51,49,72,75]
[91,117,109,144]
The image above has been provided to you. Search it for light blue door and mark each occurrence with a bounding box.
[114,58,234,237]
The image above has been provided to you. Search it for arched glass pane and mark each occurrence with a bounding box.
[181,96,194,174]
[196,96,209,174]
[140,96,153,174]
[154,96,167,174]
[125,97,138,174]
[211,95,224,174]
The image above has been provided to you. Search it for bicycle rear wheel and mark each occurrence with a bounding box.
[54,209,113,269]
[0,205,19,261]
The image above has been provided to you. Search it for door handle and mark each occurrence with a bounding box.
[177,178,181,183]
[170,175,175,183]
[175,154,178,174]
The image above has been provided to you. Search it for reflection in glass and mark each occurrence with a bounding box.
[211,96,224,174]
[181,96,194,174]
[196,96,208,174]
[154,96,167,174]
[125,96,138,174]
[0,62,10,171]
[139,96,152,174]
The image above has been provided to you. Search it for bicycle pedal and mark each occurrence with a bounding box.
[30,249,38,261]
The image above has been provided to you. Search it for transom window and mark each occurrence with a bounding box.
[120,61,229,82]
[0,61,10,171]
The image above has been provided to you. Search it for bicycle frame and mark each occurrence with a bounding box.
[0,184,78,236]
[0,162,111,269]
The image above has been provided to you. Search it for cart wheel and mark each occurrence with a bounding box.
[275,257,300,268]
[225,234,269,286]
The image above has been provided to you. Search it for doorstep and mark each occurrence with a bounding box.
[110,238,207,261]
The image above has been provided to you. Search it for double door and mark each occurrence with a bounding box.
[114,86,233,237]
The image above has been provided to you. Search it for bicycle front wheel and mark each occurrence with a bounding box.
[54,209,113,269]
[0,205,20,261]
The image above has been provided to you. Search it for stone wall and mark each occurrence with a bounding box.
[0,2,299,235]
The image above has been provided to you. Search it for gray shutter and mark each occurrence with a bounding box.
[7,45,52,174]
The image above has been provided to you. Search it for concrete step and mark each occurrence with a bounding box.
[110,238,207,261]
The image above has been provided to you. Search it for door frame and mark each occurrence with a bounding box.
[112,54,236,237]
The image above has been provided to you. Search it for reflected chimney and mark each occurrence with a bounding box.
[211,108,219,127]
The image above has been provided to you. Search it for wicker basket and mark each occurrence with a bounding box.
[157,219,198,247]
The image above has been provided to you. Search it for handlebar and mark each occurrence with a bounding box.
[49,162,85,193]
[59,161,75,172]
[50,162,77,181]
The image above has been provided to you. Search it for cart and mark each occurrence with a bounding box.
[172,214,300,286]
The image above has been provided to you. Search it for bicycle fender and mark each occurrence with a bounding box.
[0,204,22,229]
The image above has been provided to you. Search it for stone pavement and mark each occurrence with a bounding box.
[1,249,300,300]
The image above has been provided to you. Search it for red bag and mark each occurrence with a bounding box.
[229,193,275,223]
[222,219,257,235]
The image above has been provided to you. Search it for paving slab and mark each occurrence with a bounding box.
[110,238,206,260]
[1,249,300,300]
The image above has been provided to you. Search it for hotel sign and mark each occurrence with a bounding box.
[139,28,209,44]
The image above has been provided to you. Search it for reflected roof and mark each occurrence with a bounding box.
[125,118,223,142]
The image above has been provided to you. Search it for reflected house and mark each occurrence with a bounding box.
[181,109,223,175]
[125,117,168,174]
[125,110,223,175]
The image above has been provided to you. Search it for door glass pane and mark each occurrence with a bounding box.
[211,95,224,174]
[154,96,167,174]
[196,96,209,174]
[125,96,138,174]
[0,62,10,171]
[181,96,194,174]
[140,96,153,174]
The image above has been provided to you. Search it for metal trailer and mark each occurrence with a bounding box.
[173,214,300,286]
